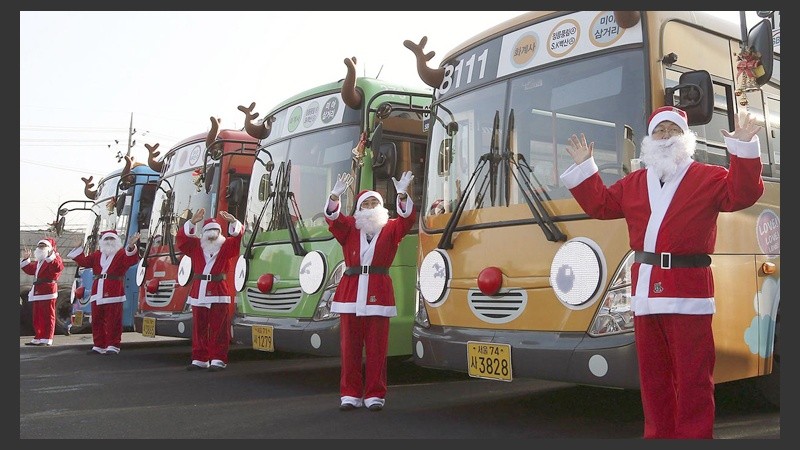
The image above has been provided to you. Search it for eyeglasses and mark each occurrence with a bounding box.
[359,198,381,209]
[651,126,684,137]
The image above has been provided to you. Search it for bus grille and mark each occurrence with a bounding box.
[145,280,177,307]
[246,287,303,313]
[467,289,527,324]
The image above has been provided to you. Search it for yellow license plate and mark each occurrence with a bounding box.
[252,325,274,352]
[467,341,512,381]
[73,310,84,327]
[142,317,156,338]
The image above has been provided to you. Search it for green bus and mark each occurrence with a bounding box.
[231,59,433,357]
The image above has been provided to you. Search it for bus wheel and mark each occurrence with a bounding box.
[754,309,780,408]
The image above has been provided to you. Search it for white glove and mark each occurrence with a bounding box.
[330,173,354,198]
[392,171,414,195]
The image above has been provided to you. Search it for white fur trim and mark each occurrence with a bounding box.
[648,110,689,135]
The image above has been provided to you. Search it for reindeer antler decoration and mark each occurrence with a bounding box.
[342,56,363,109]
[81,176,97,200]
[239,102,275,140]
[119,155,136,190]
[145,143,164,173]
[206,116,223,158]
[403,36,445,89]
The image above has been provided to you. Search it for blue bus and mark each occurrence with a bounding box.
[53,156,160,332]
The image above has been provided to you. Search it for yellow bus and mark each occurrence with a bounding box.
[408,11,780,405]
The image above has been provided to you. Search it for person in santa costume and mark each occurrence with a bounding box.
[67,230,141,355]
[20,238,65,346]
[177,208,243,372]
[324,170,416,412]
[560,106,764,439]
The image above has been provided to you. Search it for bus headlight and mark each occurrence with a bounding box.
[414,288,429,328]
[589,251,634,336]
[313,261,344,321]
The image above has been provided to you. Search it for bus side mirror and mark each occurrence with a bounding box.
[747,18,774,85]
[666,70,713,126]
[372,142,397,179]
[54,216,65,237]
[115,195,126,216]
[226,178,245,205]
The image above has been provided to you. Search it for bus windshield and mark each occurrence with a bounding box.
[424,49,646,222]
[148,159,215,250]
[246,124,359,235]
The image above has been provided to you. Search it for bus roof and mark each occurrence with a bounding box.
[265,77,432,115]
[440,11,748,64]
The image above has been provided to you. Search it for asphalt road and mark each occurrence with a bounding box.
[19,332,780,439]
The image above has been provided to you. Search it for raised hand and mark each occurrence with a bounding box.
[392,171,414,194]
[330,173,354,198]
[192,208,206,225]
[22,248,32,260]
[722,110,762,142]
[566,133,594,165]
[219,210,237,223]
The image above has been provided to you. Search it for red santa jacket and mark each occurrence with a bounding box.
[561,136,764,315]
[68,245,140,305]
[20,250,64,302]
[325,197,416,317]
[176,219,242,305]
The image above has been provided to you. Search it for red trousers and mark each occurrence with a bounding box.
[32,299,56,341]
[635,313,716,439]
[91,302,123,349]
[339,314,389,400]
[191,303,231,363]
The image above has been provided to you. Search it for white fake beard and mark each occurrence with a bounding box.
[640,131,696,181]
[34,247,50,260]
[354,206,389,236]
[200,231,225,254]
[100,239,123,257]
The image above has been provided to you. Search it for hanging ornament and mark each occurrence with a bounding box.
[191,168,204,192]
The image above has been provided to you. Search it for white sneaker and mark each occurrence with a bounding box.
[88,346,107,355]
[209,360,227,371]
[104,346,120,354]
[339,396,363,411]
[25,339,41,346]
[364,397,385,411]
[41,339,53,346]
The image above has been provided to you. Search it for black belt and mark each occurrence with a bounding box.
[94,273,124,280]
[344,266,389,276]
[192,273,227,281]
[33,278,56,285]
[634,251,711,269]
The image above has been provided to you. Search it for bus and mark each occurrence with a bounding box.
[133,121,258,339]
[52,156,160,333]
[408,10,780,405]
[231,58,432,358]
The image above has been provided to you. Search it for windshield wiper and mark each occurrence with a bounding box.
[439,111,502,249]
[279,160,307,257]
[505,109,566,242]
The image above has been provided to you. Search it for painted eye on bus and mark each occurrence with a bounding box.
[549,238,605,308]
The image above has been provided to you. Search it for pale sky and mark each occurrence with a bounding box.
[19,11,762,230]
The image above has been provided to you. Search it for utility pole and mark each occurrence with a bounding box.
[126,112,135,158]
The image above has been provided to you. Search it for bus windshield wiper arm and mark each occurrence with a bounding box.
[509,152,566,242]
[438,153,491,249]
[281,160,307,257]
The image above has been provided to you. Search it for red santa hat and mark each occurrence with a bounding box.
[648,106,689,136]
[202,218,222,233]
[356,190,383,210]
[37,238,55,250]
[100,229,121,241]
